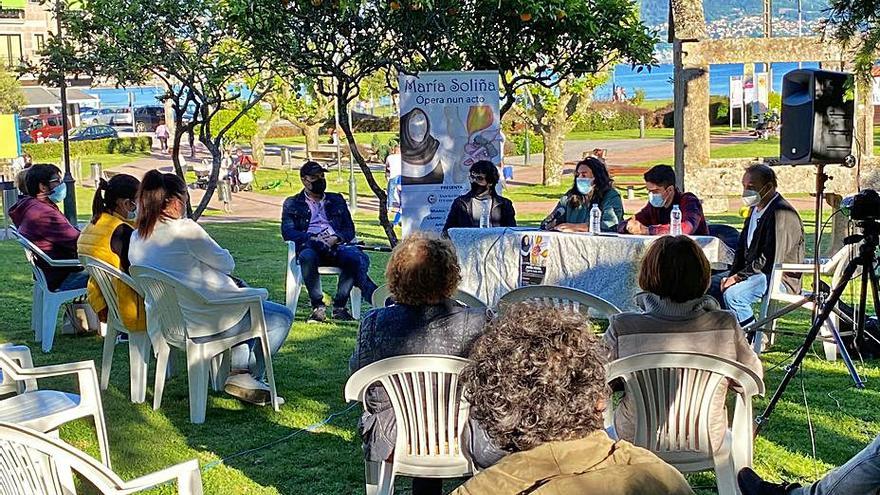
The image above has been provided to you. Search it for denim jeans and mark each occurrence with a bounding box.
[710,273,769,325]
[297,243,377,308]
[227,301,293,381]
[58,270,89,291]
[792,434,880,495]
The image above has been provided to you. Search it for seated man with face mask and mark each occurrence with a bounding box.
[281,161,378,323]
[710,164,804,328]
[442,160,516,236]
[617,164,709,236]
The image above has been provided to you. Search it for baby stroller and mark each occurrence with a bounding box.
[193,159,211,190]
[234,164,255,192]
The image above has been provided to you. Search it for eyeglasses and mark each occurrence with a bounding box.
[469,174,487,182]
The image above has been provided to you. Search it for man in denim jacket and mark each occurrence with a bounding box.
[281,161,377,322]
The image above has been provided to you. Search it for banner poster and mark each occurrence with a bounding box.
[873,77,880,106]
[756,73,770,113]
[398,71,501,236]
[519,234,550,287]
[729,76,744,109]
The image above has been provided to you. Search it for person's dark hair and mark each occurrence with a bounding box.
[386,232,461,305]
[638,235,710,303]
[136,170,187,239]
[470,160,499,194]
[90,174,140,224]
[643,164,676,188]
[745,163,777,189]
[25,164,61,198]
[461,303,609,452]
[567,157,614,209]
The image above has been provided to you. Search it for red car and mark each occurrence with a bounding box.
[22,113,71,142]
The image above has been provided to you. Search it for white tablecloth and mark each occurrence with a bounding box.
[449,228,734,312]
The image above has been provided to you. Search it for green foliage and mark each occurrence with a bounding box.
[0,69,25,114]
[212,108,259,145]
[574,102,649,131]
[630,88,647,107]
[768,91,781,112]
[709,95,730,125]
[509,129,545,155]
[23,137,153,161]
[825,0,880,77]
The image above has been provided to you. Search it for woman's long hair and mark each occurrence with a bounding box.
[566,157,613,209]
[135,170,187,239]
[90,174,140,224]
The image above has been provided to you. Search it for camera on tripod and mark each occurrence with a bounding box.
[842,189,880,222]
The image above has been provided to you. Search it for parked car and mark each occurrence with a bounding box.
[80,108,117,125]
[69,125,118,141]
[110,105,164,132]
[22,114,71,142]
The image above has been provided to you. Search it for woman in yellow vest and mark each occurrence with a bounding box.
[78,174,146,332]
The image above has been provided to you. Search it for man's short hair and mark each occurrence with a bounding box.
[745,163,777,188]
[25,164,61,198]
[643,165,676,188]
[461,303,609,452]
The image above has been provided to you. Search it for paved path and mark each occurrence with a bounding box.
[112,132,758,221]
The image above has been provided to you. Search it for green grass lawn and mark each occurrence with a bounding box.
[0,209,875,494]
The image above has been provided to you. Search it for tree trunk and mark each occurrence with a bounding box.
[542,129,565,186]
[191,137,222,220]
[303,124,321,155]
[251,109,279,167]
[170,123,193,216]
[337,99,398,247]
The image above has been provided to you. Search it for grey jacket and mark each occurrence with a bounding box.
[350,300,505,467]
[603,293,763,450]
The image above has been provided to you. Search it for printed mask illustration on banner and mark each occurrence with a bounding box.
[400,108,443,185]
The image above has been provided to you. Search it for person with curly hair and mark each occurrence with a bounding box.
[541,157,624,233]
[349,232,502,495]
[453,303,694,495]
[604,235,762,451]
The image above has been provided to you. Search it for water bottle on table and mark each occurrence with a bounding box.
[589,204,601,234]
[670,204,682,236]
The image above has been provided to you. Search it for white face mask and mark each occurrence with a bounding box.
[742,190,761,207]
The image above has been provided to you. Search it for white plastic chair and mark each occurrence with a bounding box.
[79,255,152,404]
[755,244,855,360]
[497,285,622,318]
[130,265,279,424]
[605,351,765,495]
[0,345,111,468]
[285,240,362,318]
[10,228,87,353]
[371,285,487,309]
[0,422,203,494]
[344,355,475,495]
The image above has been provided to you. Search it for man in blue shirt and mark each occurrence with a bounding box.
[281,162,377,322]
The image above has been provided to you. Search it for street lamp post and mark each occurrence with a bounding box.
[55,0,77,225]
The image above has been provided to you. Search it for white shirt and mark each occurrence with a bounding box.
[385,153,402,179]
[130,218,249,338]
[747,193,779,247]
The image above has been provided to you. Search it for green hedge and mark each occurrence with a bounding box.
[508,129,544,155]
[573,102,651,132]
[23,137,153,161]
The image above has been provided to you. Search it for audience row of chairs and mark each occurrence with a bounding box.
[345,351,763,495]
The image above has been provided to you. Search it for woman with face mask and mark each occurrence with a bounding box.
[442,160,516,236]
[130,170,293,407]
[78,174,147,334]
[541,157,623,233]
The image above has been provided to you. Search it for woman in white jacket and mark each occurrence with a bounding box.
[129,170,293,406]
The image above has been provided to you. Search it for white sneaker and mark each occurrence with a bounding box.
[224,373,277,406]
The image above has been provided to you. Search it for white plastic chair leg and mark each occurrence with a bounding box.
[258,333,279,412]
[186,354,211,424]
[100,325,118,390]
[40,299,63,353]
[351,287,362,320]
[713,442,738,495]
[32,286,42,341]
[365,460,394,495]
[153,340,171,411]
[285,259,303,314]
[129,331,151,404]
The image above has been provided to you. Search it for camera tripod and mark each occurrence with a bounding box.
[755,220,878,434]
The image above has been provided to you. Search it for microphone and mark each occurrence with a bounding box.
[541,205,567,230]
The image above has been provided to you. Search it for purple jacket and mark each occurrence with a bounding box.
[9,196,81,290]
[618,190,709,236]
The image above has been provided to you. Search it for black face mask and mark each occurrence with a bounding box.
[470,182,490,196]
[309,178,327,194]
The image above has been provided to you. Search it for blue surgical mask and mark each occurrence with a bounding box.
[575,178,593,195]
[48,183,67,204]
[648,191,666,208]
